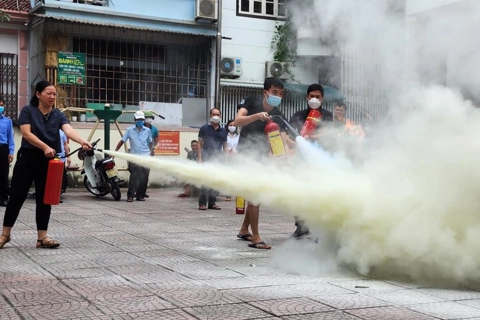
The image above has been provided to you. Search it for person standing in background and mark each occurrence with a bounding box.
[142,111,159,198]
[114,111,152,202]
[197,108,227,210]
[224,119,239,201]
[178,140,198,198]
[58,129,70,195]
[0,99,14,207]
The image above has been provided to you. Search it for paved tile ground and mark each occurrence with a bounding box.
[1,188,480,319]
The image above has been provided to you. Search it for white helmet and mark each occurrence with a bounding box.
[134,111,145,120]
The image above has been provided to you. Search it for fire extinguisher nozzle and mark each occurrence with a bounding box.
[271,115,299,138]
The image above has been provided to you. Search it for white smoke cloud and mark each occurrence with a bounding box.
[109,0,480,285]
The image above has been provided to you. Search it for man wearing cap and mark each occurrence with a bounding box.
[114,111,152,202]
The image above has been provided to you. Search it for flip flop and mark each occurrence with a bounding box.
[208,205,221,210]
[199,205,207,210]
[237,233,253,241]
[178,193,190,198]
[248,241,271,250]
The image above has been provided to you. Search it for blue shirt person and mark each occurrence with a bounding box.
[143,111,159,156]
[57,129,70,193]
[0,101,14,206]
[114,111,152,202]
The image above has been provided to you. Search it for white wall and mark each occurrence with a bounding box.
[221,1,279,83]
[0,34,18,55]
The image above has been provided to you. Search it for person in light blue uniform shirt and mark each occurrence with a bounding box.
[114,111,152,202]
[57,129,70,194]
[0,100,15,207]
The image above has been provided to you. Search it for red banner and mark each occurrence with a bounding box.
[155,131,180,155]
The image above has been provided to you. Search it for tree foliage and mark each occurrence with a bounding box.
[271,22,297,80]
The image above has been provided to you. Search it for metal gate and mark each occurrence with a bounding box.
[0,53,18,119]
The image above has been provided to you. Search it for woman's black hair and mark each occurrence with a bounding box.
[30,80,54,106]
[227,119,238,134]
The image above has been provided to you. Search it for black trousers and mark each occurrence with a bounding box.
[199,188,218,207]
[61,164,68,193]
[0,144,10,201]
[3,148,51,230]
[127,162,150,198]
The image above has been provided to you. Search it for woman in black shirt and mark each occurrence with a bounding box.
[0,81,92,249]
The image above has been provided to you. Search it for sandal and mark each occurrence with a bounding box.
[225,197,231,201]
[36,237,60,249]
[199,205,207,210]
[248,241,271,250]
[178,193,190,198]
[208,204,221,210]
[0,234,11,249]
[237,233,253,241]
[127,197,133,202]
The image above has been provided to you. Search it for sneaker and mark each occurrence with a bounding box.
[291,227,311,239]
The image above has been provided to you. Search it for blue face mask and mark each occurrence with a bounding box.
[135,120,144,127]
[266,94,282,107]
[0,107,4,114]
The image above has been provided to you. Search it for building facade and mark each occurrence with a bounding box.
[218,0,343,123]
[0,0,31,118]
[29,0,217,120]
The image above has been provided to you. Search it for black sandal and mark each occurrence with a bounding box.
[36,237,60,249]
[208,204,221,210]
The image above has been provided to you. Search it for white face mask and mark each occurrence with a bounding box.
[308,98,322,109]
[211,115,221,124]
[228,126,236,132]
[145,118,153,124]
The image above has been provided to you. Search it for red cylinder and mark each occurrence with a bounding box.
[235,196,245,214]
[264,119,286,158]
[300,109,322,137]
[44,158,64,205]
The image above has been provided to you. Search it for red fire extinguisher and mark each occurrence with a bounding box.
[235,196,245,214]
[264,119,287,158]
[300,109,322,137]
[44,157,64,205]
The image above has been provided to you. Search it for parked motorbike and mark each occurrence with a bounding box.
[77,139,123,201]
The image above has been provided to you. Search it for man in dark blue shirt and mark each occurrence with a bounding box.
[197,108,227,210]
[0,99,14,207]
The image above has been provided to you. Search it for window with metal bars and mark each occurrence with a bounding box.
[64,37,209,107]
[0,53,18,119]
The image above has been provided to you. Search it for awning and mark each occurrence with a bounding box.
[33,13,216,38]
[283,83,344,101]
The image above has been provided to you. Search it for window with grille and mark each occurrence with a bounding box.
[71,38,169,106]
[238,0,286,19]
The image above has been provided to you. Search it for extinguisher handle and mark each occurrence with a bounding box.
[64,139,101,158]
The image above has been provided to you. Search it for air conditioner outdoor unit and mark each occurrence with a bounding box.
[195,0,218,21]
[265,61,290,80]
[220,57,242,78]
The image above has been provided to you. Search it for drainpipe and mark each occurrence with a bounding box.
[214,0,222,110]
